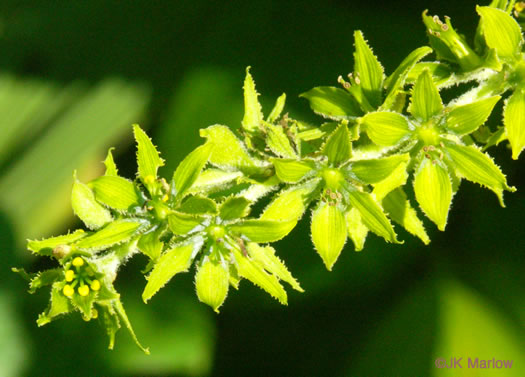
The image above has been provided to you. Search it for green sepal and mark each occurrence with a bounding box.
[27,229,87,256]
[349,154,409,184]
[353,30,384,108]
[271,158,316,183]
[384,46,433,100]
[503,87,525,159]
[74,219,146,251]
[133,124,165,192]
[219,196,251,220]
[322,123,352,166]
[477,6,522,59]
[229,219,296,243]
[446,96,501,136]
[168,211,205,235]
[232,248,287,305]
[71,173,113,230]
[300,87,362,120]
[261,180,319,222]
[267,93,286,123]
[413,158,452,231]
[195,257,230,313]
[409,69,443,122]
[310,202,346,270]
[383,188,430,244]
[188,169,242,194]
[264,122,297,158]
[246,243,303,292]
[200,125,256,169]
[172,143,212,201]
[242,67,263,133]
[137,228,164,260]
[36,282,72,326]
[446,143,515,206]
[360,111,411,146]
[345,187,400,243]
[89,175,144,211]
[179,195,218,215]
[71,289,96,320]
[142,241,199,302]
[104,148,118,176]
[345,207,368,252]
[27,269,63,294]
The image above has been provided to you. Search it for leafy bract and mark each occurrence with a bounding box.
[477,6,522,59]
[410,69,442,122]
[504,87,525,159]
[71,175,113,230]
[241,67,263,133]
[89,176,143,211]
[133,124,165,190]
[311,202,346,270]
[300,87,362,119]
[354,30,384,108]
[446,96,501,136]
[172,143,212,201]
[74,220,145,251]
[361,111,411,146]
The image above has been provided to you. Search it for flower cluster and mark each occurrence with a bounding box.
[15,1,525,353]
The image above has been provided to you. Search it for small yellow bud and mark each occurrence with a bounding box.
[78,285,90,296]
[90,280,101,291]
[92,308,98,319]
[72,257,84,267]
[162,194,169,202]
[144,175,155,184]
[65,270,75,282]
[63,284,74,297]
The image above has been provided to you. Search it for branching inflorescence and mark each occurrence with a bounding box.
[14,1,525,353]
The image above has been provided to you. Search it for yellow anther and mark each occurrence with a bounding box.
[162,194,169,202]
[72,257,84,267]
[144,175,155,184]
[90,280,101,291]
[78,285,90,297]
[63,284,74,298]
[65,270,75,282]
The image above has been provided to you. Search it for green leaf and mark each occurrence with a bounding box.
[74,219,145,251]
[246,243,303,292]
[28,269,63,294]
[104,148,119,176]
[311,202,347,270]
[384,46,433,96]
[229,219,296,243]
[322,123,352,166]
[168,211,205,235]
[241,67,263,133]
[271,158,315,183]
[89,176,144,211]
[179,195,218,215]
[354,30,384,108]
[446,96,501,136]
[261,181,318,222]
[413,158,452,231]
[232,248,287,305]
[503,88,525,159]
[133,124,165,188]
[360,111,411,146]
[27,229,87,256]
[410,69,443,122]
[300,87,362,119]
[345,207,368,252]
[346,188,400,243]
[446,143,515,206]
[349,154,409,184]
[36,283,72,326]
[142,243,196,302]
[172,143,212,200]
[200,125,256,169]
[71,174,113,230]
[137,228,164,260]
[477,6,522,59]
[195,257,230,313]
[372,162,409,200]
[383,188,430,244]
[113,299,150,354]
[219,196,251,220]
[264,122,297,158]
[267,93,286,123]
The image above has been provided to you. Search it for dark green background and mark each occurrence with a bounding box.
[0,1,523,376]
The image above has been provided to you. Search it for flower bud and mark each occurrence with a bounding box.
[53,244,72,259]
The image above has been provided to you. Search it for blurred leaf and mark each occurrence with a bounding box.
[0,291,29,377]
[0,77,150,241]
